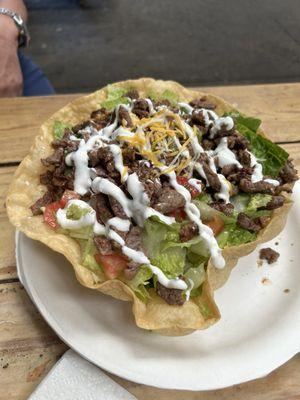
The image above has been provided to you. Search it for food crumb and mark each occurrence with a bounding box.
[257,259,263,268]
[259,248,280,264]
[284,289,290,293]
[261,277,272,285]
[2,363,9,369]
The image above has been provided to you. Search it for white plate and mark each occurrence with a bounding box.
[16,183,300,391]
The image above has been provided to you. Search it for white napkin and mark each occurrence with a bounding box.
[28,349,137,400]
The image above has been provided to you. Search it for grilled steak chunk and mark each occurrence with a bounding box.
[259,247,280,264]
[156,282,185,305]
[237,212,261,232]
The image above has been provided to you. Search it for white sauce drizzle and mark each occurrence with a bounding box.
[108,144,128,182]
[107,217,131,232]
[178,102,193,114]
[188,178,202,192]
[213,137,242,168]
[209,116,234,138]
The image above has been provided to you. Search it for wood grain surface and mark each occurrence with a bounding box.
[0,83,299,400]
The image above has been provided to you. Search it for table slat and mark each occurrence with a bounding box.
[0,83,299,164]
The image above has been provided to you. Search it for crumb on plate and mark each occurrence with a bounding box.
[259,247,280,264]
[261,277,272,285]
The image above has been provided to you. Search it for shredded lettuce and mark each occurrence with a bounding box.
[227,111,288,177]
[127,266,153,301]
[59,226,93,240]
[101,85,130,111]
[53,120,71,139]
[78,237,104,277]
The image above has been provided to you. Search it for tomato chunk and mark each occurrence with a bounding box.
[176,176,201,198]
[43,201,61,229]
[94,254,128,279]
[168,207,187,222]
[60,190,80,208]
[203,215,224,236]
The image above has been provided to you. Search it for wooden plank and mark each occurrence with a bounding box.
[0,94,78,164]
[0,142,299,281]
[0,83,299,163]
[0,281,299,400]
[0,282,67,400]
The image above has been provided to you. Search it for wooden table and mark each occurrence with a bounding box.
[0,83,299,400]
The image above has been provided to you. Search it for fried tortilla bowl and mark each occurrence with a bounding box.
[6,78,293,336]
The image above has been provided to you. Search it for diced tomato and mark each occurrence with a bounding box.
[203,215,224,236]
[176,176,201,198]
[94,254,128,279]
[43,201,61,229]
[60,190,80,208]
[168,207,187,222]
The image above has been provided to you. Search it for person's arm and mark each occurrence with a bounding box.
[0,0,28,97]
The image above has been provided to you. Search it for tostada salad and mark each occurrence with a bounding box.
[6,79,298,335]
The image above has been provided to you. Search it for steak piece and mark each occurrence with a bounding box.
[238,149,251,167]
[125,226,142,250]
[108,196,127,219]
[259,247,280,264]
[237,212,261,232]
[259,195,284,210]
[153,184,185,214]
[202,163,221,192]
[118,105,132,128]
[239,179,276,195]
[189,96,216,110]
[30,190,55,216]
[123,261,140,280]
[210,201,234,216]
[156,282,185,306]
[279,159,298,183]
[94,236,113,255]
[132,99,149,119]
[41,148,64,167]
[90,193,113,224]
[227,133,249,150]
[179,222,199,242]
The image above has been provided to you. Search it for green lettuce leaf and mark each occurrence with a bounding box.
[78,237,104,277]
[217,225,257,248]
[127,266,153,301]
[59,226,93,240]
[142,218,186,279]
[53,120,71,139]
[246,194,272,211]
[227,112,288,177]
[101,85,130,111]
[148,89,179,105]
[185,263,206,290]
